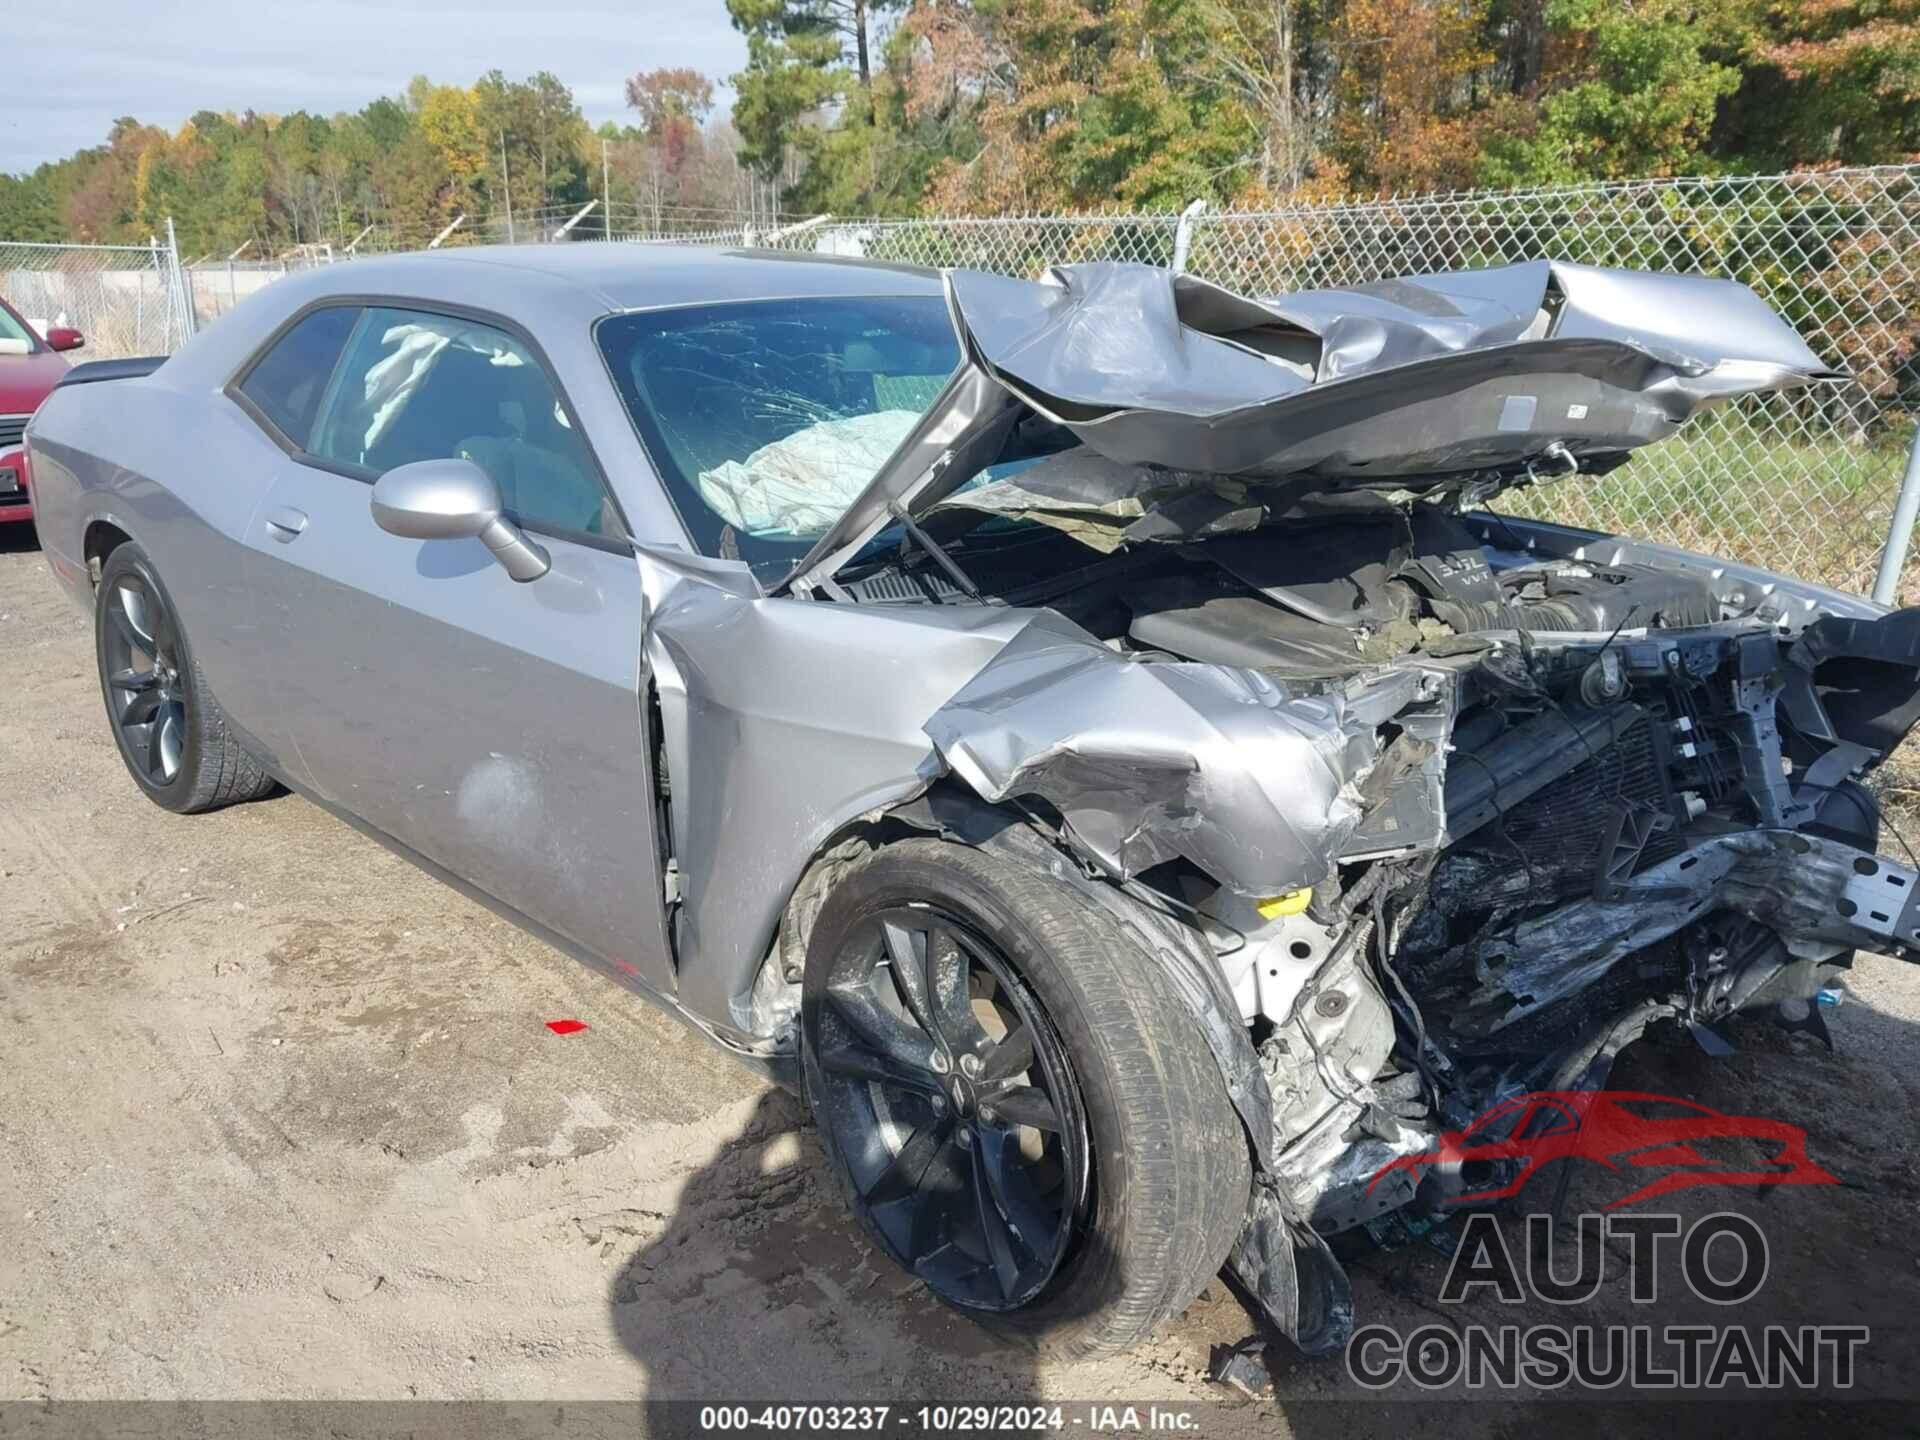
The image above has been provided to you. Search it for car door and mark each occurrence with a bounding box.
[238,301,675,993]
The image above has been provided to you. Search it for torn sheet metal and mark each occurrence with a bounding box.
[922,612,1435,896]
[1228,1183,1355,1356]
[636,543,1034,1028]
[1450,829,1920,1037]
[944,259,1840,480]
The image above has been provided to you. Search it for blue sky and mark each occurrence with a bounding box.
[4,0,748,174]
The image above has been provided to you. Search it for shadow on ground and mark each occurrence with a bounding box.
[603,986,1920,1433]
[605,1087,1065,1401]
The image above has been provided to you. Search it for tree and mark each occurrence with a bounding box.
[911,0,1253,214]
[734,0,891,87]
[415,80,488,204]
[0,170,63,240]
[625,67,716,198]
[727,0,910,179]
[1735,0,1920,165]
[1199,0,1317,194]
[625,68,716,131]
[1321,0,1497,192]
[0,71,602,252]
[1478,0,1748,185]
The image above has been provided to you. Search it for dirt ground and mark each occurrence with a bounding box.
[2,524,1917,1433]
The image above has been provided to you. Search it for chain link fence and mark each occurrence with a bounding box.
[5,166,1915,596]
[737,169,1920,600]
[185,256,308,331]
[0,239,193,361]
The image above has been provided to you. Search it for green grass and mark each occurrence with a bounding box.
[1498,413,1918,601]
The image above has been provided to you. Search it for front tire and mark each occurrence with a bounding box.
[801,838,1251,1358]
[94,542,277,814]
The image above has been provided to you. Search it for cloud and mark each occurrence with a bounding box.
[3,0,746,173]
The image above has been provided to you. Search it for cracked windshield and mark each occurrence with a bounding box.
[598,294,965,580]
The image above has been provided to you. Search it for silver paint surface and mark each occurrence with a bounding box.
[19,243,1884,1047]
[790,258,1838,585]
[923,612,1435,896]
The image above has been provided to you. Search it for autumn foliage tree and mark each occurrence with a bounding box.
[1743,0,1920,165]
[5,0,1919,248]
[0,72,593,252]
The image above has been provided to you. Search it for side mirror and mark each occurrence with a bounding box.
[370,457,549,582]
[45,327,85,352]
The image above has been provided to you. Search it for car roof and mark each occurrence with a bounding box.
[162,242,953,388]
[355,243,946,312]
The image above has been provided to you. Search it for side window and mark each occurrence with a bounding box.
[310,306,617,539]
[236,305,360,448]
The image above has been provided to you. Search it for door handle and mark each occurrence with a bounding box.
[264,505,309,541]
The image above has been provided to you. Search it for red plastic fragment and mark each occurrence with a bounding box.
[545,1019,589,1036]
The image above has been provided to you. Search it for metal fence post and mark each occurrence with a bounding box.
[763,214,832,248]
[1171,199,1207,274]
[165,216,197,342]
[1872,422,1920,606]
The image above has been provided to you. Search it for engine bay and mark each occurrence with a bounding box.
[881,492,1920,1251]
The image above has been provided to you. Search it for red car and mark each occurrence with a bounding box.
[1369,1089,1839,1210]
[0,294,85,524]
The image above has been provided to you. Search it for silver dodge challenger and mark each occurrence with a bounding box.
[26,245,1920,1358]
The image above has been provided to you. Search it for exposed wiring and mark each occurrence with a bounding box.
[1370,881,1451,1112]
[1481,504,1528,553]
[1881,800,1920,868]
[1448,745,1545,908]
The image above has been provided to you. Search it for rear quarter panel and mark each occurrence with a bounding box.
[29,368,282,748]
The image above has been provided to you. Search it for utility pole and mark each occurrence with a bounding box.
[602,138,612,238]
[500,132,515,244]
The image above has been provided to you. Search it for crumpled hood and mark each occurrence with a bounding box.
[784,258,1840,593]
[945,258,1839,477]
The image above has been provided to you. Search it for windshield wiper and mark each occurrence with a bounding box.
[886,500,989,603]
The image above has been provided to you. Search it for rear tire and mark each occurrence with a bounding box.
[94,542,277,814]
[801,838,1251,1358]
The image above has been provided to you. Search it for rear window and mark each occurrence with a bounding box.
[596,295,960,578]
[237,305,360,447]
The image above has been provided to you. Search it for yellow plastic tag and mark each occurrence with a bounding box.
[1256,889,1311,919]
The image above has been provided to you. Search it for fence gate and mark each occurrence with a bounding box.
[0,237,194,361]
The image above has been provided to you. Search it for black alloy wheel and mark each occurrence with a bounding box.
[93,541,278,814]
[101,567,189,787]
[805,904,1090,1312]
